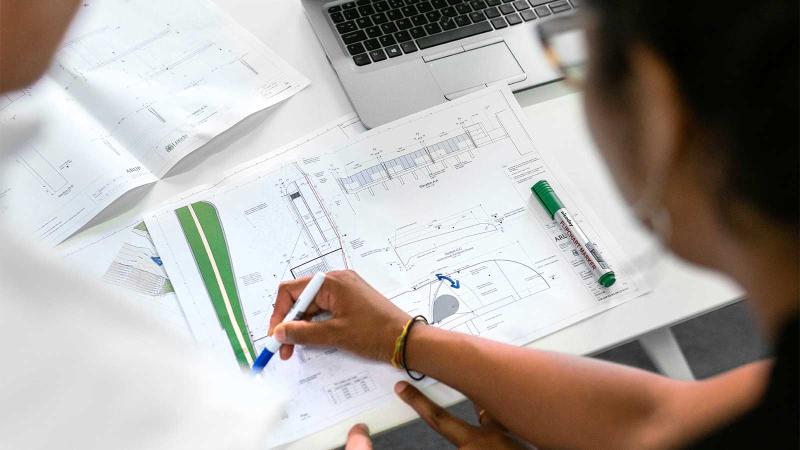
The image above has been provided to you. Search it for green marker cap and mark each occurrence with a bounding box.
[531,180,564,219]
[598,272,616,288]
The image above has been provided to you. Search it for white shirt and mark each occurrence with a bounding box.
[0,226,284,449]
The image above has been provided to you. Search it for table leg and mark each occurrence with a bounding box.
[638,327,695,380]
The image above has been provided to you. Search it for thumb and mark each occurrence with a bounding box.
[274,320,337,347]
[345,423,372,450]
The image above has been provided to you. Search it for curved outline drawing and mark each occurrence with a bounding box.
[392,258,550,332]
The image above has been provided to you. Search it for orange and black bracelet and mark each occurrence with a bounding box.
[391,315,428,381]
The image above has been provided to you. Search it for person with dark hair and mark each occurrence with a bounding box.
[270,1,798,448]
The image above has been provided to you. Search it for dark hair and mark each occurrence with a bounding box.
[588,0,798,230]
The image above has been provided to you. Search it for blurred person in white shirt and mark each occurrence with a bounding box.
[0,2,371,448]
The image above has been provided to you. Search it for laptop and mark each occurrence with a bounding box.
[302,0,577,127]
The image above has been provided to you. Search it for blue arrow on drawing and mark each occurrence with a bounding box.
[435,273,460,289]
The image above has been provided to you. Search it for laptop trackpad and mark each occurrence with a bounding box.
[426,42,524,98]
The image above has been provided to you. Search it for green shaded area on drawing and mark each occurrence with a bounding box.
[175,201,255,367]
[162,278,175,294]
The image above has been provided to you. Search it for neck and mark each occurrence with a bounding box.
[719,222,799,341]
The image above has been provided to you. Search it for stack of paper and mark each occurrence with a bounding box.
[141,86,646,446]
[59,114,366,339]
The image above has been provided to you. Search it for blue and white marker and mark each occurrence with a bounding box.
[251,271,327,374]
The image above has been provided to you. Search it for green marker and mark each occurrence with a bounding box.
[532,180,616,288]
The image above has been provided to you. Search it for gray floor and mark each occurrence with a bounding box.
[354,301,769,450]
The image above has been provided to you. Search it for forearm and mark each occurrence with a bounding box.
[273,272,770,448]
[405,324,679,449]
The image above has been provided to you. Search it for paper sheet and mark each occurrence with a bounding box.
[59,219,192,338]
[0,0,309,245]
[144,87,646,447]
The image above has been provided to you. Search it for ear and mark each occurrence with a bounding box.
[627,44,687,200]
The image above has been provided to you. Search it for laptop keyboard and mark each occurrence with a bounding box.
[328,0,577,66]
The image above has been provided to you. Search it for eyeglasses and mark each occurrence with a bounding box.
[537,12,590,87]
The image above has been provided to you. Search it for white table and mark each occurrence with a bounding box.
[68,0,744,448]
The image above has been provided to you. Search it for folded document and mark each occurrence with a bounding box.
[0,0,308,245]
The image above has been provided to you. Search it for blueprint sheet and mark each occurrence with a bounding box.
[0,0,308,245]
[145,87,646,447]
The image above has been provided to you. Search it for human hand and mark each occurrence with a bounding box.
[345,423,372,450]
[394,382,532,450]
[269,270,411,363]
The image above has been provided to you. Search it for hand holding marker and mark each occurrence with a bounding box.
[532,180,616,287]
[252,271,326,374]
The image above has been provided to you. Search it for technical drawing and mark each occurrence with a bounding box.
[59,26,210,82]
[336,121,508,195]
[175,200,256,368]
[389,204,505,270]
[283,176,347,279]
[60,220,191,337]
[142,88,647,448]
[325,372,377,406]
[291,249,346,279]
[56,20,283,93]
[0,88,32,112]
[431,294,459,323]
[100,221,175,297]
[102,241,174,296]
[16,148,69,194]
[168,166,349,365]
[148,41,214,77]
[392,246,551,334]
[285,180,340,255]
[43,0,309,181]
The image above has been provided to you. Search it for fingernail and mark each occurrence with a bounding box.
[394,381,408,394]
[356,423,369,433]
[274,326,287,343]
